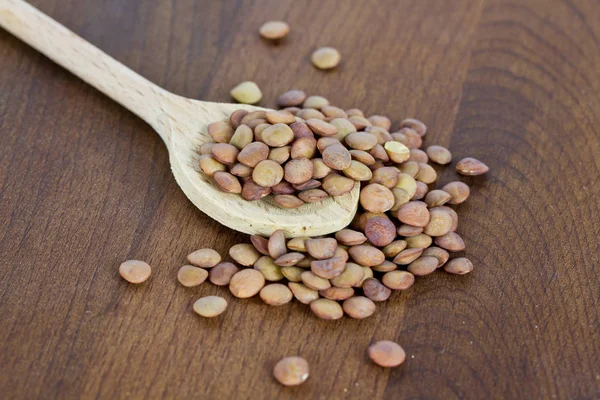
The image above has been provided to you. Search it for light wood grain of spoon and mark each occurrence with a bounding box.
[0,0,359,237]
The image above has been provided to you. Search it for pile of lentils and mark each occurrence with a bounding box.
[200,90,488,209]
[191,88,489,320]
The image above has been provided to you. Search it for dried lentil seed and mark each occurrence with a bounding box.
[254,256,284,281]
[343,296,376,319]
[399,161,419,178]
[365,126,393,144]
[177,265,208,287]
[260,283,293,306]
[251,235,270,255]
[259,20,289,40]
[252,160,284,187]
[281,266,304,282]
[348,115,372,130]
[330,263,364,288]
[301,270,331,290]
[384,141,410,163]
[310,298,343,319]
[371,260,398,272]
[291,136,317,159]
[211,143,239,165]
[395,173,417,198]
[297,108,326,120]
[400,118,427,136]
[231,163,253,178]
[330,118,357,141]
[319,286,354,301]
[213,172,242,193]
[317,137,341,152]
[283,158,313,184]
[262,123,294,147]
[357,266,374,287]
[193,296,227,317]
[434,232,466,252]
[426,145,452,164]
[231,81,262,104]
[187,248,221,268]
[397,201,430,227]
[273,356,309,386]
[369,143,390,162]
[405,233,432,249]
[345,132,378,150]
[365,216,396,247]
[415,163,437,184]
[293,180,321,191]
[311,47,341,70]
[321,105,348,119]
[382,270,414,290]
[390,188,411,211]
[200,143,215,155]
[393,248,423,265]
[119,260,151,284]
[275,252,305,267]
[229,243,261,266]
[348,245,385,267]
[305,238,337,259]
[408,149,428,163]
[335,229,367,246]
[444,257,473,274]
[290,121,314,139]
[306,118,338,137]
[363,278,392,302]
[413,181,429,200]
[266,110,296,125]
[456,157,489,175]
[368,341,406,367]
[287,237,307,252]
[241,179,271,201]
[303,95,329,109]
[207,121,234,143]
[322,173,355,196]
[238,141,269,167]
[343,160,373,181]
[370,167,399,189]
[288,282,319,304]
[422,247,450,268]
[382,240,408,258]
[278,90,307,107]
[209,262,239,286]
[396,224,423,237]
[199,154,226,176]
[350,149,376,165]
[423,208,453,237]
[424,189,452,207]
[298,189,328,203]
[407,256,438,276]
[268,146,291,164]
[268,230,287,258]
[442,181,470,204]
[360,184,395,213]
[229,269,265,298]
[311,256,346,279]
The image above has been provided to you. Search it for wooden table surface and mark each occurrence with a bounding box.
[1,0,599,399]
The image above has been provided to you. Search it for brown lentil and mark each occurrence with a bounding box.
[259,20,290,40]
[288,282,319,304]
[422,247,450,268]
[322,173,355,196]
[275,252,305,267]
[330,118,357,141]
[368,341,406,367]
[384,141,410,163]
[278,90,307,107]
[370,167,399,189]
[405,233,433,249]
[350,149,376,165]
[187,248,221,268]
[200,142,215,155]
[231,163,253,178]
[297,108,326,120]
[399,161,419,178]
[199,154,226,176]
[423,208,453,237]
[371,260,398,272]
[370,144,390,162]
[293,179,321,191]
[229,243,261,266]
[193,296,228,317]
[252,160,284,187]
[242,180,271,201]
[397,224,423,237]
[301,270,331,290]
[209,262,239,286]
[413,181,429,200]
[408,148,428,163]
[365,216,396,246]
[298,189,328,203]
[382,240,408,258]
[456,157,489,175]
[291,136,317,159]
[213,171,242,194]
[119,260,151,284]
[319,286,354,301]
[260,283,293,306]
[266,110,296,125]
[343,160,373,181]
[348,245,385,267]
[208,120,234,143]
[322,143,352,170]
[230,81,262,104]
[442,181,470,204]
[330,263,364,288]
[360,183,395,213]
[434,231,466,252]
[273,356,310,386]
[424,189,452,207]
[382,270,415,290]
[335,229,367,246]
[415,162,437,184]
[303,95,329,109]
[311,256,345,279]
[444,257,473,274]
[229,269,266,298]
[393,248,423,265]
[397,201,430,227]
[407,256,438,276]
[254,256,284,281]
[268,146,291,164]
[177,265,208,287]
[363,278,392,302]
[237,141,269,167]
[311,47,341,70]
[281,266,304,282]
[310,298,344,319]
[343,296,376,319]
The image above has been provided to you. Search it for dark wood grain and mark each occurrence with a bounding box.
[1,0,598,399]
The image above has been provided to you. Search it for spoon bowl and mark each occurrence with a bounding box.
[0,0,359,237]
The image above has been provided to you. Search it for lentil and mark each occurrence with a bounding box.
[119,260,151,284]
[311,47,341,70]
[209,262,239,286]
[230,269,265,298]
[177,265,208,287]
[368,341,406,367]
[260,283,293,305]
[456,157,489,175]
[193,296,227,317]
[230,81,262,104]
[310,298,344,319]
[273,356,310,386]
[259,21,290,40]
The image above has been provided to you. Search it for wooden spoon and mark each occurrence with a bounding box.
[0,0,359,237]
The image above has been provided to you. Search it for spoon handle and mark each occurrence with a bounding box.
[0,0,168,127]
